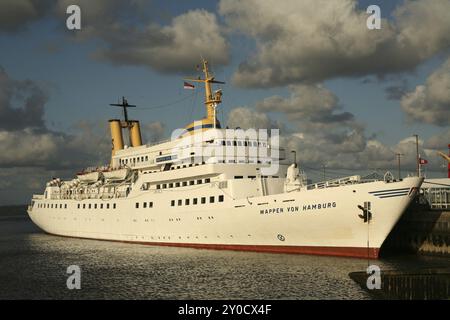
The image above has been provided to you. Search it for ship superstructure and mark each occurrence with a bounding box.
[27,59,423,259]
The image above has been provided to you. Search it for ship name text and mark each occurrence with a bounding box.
[260,202,337,215]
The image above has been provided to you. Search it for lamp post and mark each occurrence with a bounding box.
[413,134,419,177]
[396,153,403,180]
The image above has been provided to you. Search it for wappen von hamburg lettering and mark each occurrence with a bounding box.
[260,202,337,215]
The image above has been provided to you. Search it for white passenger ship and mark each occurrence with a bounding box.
[27,60,423,259]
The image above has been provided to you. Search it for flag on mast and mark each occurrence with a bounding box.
[419,158,428,165]
[183,81,195,90]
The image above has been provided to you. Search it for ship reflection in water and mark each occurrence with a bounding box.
[0,217,448,300]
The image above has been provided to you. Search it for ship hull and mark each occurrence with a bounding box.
[28,177,422,259]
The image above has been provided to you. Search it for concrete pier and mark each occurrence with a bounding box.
[349,269,450,300]
[381,202,450,257]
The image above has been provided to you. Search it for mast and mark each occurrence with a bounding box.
[185,59,225,124]
[110,96,135,124]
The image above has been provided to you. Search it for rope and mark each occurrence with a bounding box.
[133,92,196,111]
[188,90,198,123]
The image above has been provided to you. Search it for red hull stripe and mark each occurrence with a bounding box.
[130,242,380,259]
[45,232,380,259]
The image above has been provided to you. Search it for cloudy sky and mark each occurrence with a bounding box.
[0,0,449,204]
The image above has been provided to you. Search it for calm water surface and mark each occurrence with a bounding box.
[1,215,449,299]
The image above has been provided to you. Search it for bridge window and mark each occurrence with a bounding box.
[143,202,147,208]
[106,203,110,209]
[219,195,224,202]
[113,203,116,209]
[205,178,211,183]
[193,198,198,205]
[171,200,175,207]
[185,199,190,205]
[201,197,206,204]
[210,196,215,203]
[178,199,182,206]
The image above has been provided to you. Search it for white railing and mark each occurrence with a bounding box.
[49,191,128,201]
[422,188,450,210]
[307,175,363,190]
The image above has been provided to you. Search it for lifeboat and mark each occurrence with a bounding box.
[77,170,101,183]
[102,167,129,181]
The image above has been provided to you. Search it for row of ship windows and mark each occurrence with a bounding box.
[144,175,279,192]
[142,162,206,174]
[171,195,224,207]
[37,203,118,209]
[37,203,68,209]
[144,160,269,174]
[155,178,211,190]
[77,203,117,209]
[121,156,149,166]
[134,202,154,209]
[119,139,269,167]
[219,140,267,147]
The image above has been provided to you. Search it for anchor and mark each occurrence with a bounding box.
[358,201,372,223]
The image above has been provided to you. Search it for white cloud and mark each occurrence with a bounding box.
[400,58,450,126]
[0,0,53,32]
[227,107,276,130]
[143,121,165,143]
[219,0,450,87]
[55,0,230,73]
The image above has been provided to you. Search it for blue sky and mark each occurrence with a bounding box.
[0,0,443,139]
[0,0,449,204]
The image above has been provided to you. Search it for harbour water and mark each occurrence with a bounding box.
[1,211,449,300]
